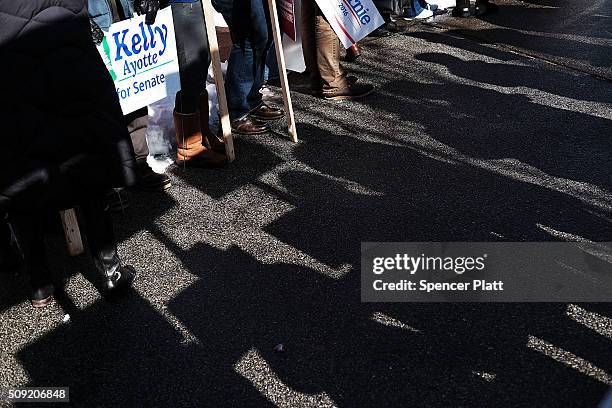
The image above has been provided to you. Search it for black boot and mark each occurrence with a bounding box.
[94,246,136,300]
[81,196,135,300]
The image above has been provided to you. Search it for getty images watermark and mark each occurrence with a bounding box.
[361,242,612,302]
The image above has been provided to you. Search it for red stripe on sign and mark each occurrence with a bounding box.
[334,16,356,43]
[341,0,361,27]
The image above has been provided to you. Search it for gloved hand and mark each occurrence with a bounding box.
[134,0,160,25]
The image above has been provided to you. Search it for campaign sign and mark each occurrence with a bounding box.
[97,7,180,114]
[314,0,385,48]
[278,0,297,41]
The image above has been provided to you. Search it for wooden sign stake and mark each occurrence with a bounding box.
[200,0,236,162]
[267,0,299,142]
[60,209,84,256]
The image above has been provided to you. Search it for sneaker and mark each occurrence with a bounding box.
[322,83,374,100]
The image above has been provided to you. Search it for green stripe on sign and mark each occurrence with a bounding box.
[118,60,175,82]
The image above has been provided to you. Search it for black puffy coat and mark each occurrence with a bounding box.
[0,0,137,212]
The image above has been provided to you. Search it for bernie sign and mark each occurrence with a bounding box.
[315,0,385,48]
[97,7,180,114]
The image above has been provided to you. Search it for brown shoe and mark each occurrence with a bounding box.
[174,110,227,168]
[323,83,374,100]
[311,76,358,97]
[249,103,284,122]
[199,91,226,154]
[231,116,269,135]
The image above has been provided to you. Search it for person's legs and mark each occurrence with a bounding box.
[245,0,272,112]
[314,8,347,93]
[172,1,211,114]
[80,194,135,299]
[124,108,171,190]
[8,210,54,307]
[172,1,227,166]
[264,43,279,82]
[125,109,149,163]
[215,0,279,133]
[307,4,373,100]
[243,0,285,123]
[300,0,320,89]
[216,0,257,122]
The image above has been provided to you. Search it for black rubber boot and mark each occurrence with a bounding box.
[94,246,136,301]
[81,197,135,300]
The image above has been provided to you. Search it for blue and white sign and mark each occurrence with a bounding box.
[97,7,180,114]
[315,0,385,48]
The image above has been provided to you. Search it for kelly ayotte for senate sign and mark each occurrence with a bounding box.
[97,7,180,114]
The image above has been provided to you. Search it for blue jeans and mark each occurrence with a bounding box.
[88,0,133,30]
[214,0,272,120]
[264,43,279,82]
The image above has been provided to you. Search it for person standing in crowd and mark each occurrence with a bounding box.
[89,0,172,188]
[213,0,285,135]
[121,0,227,167]
[301,0,374,100]
[166,0,228,167]
[0,0,137,307]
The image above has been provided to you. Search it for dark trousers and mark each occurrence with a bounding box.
[125,107,149,163]
[4,152,121,289]
[214,0,272,120]
[172,1,211,114]
[8,193,115,289]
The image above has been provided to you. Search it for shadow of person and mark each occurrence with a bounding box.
[365,79,611,192]
[169,136,285,199]
[14,227,612,406]
[453,27,612,71]
[0,186,176,314]
[478,1,612,41]
[414,52,612,104]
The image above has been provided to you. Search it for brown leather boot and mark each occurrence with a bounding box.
[199,91,226,154]
[174,110,226,168]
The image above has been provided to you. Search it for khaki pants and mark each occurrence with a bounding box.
[301,0,348,91]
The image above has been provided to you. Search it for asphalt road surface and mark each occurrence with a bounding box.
[1,1,611,406]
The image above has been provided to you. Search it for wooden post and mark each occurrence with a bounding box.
[267,0,299,142]
[200,0,236,162]
[60,209,84,256]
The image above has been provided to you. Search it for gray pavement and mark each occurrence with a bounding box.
[1,2,612,407]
